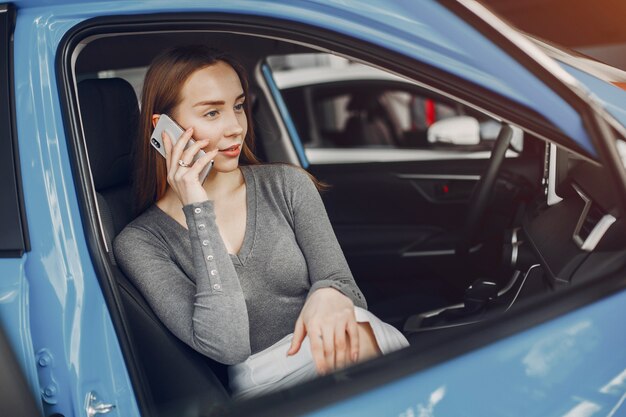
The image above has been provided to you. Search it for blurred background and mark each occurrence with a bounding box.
[482,0,626,70]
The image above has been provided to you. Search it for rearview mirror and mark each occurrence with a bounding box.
[427,116,480,145]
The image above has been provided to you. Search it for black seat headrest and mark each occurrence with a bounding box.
[346,91,380,113]
[78,78,139,191]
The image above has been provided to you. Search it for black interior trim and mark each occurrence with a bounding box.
[0,317,42,417]
[581,109,626,211]
[54,11,626,417]
[0,3,29,258]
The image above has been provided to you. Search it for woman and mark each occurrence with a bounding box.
[113,45,408,399]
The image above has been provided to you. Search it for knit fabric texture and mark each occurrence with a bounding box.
[113,164,367,365]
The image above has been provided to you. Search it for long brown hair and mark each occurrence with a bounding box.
[133,45,261,215]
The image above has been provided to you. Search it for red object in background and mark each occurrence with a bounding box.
[442,184,449,194]
[425,99,436,127]
[614,82,626,92]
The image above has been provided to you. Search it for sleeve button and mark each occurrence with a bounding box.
[194,208,202,214]
[198,224,206,230]
[213,284,221,290]
[206,255,214,261]
[202,240,209,246]
[210,269,218,276]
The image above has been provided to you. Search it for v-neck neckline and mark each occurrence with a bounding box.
[152,165,257,266]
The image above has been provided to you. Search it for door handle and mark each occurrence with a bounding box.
[86,391,116,416]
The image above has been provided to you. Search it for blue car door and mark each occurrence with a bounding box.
[4,1,626,416]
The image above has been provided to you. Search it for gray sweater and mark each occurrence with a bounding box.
[113,164,367,365]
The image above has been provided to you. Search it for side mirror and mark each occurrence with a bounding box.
[427,116,480,145]
[480,120,525,152]
[509,125,524,153]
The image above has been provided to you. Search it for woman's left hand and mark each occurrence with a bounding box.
[287,288,359,375]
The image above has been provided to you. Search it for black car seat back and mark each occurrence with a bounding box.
[343,92,394,147]
[78,78,230,416]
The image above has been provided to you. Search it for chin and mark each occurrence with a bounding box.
[212,158,241,174]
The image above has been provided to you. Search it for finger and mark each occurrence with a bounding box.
[334,323,348,370]
[322,326,335,372]
[163,130,184,175]
[173,126,194,152]
[345,333,352,368]
[189,147,219,173]
[162,131,173,170]
[162,131,182,182]
[308,327,327,375]
[169,127,194,170]
[347,320,360,363]
[287,317,305,356]
[187,152,214,179]
[180,138,211,166]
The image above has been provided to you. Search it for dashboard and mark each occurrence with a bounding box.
[523,147,626,286]
[406,143,626,334]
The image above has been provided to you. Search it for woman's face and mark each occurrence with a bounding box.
[168,61,248,173]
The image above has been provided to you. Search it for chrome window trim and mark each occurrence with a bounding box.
[396,173,480,181]
[305,148,518,164]
[547,143,564,206]
[504,264,541,312]
[571,183,617,251]
[402,244,482,258]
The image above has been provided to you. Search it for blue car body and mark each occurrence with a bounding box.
[2,1,626,416]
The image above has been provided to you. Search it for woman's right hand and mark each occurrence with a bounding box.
[162,127,219,206]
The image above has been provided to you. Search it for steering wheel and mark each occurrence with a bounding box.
[457,124,513,256]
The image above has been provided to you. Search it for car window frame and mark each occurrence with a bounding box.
[0,3,29,258]
[56,12,626,417]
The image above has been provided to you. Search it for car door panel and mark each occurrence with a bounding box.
[308,155,541,315]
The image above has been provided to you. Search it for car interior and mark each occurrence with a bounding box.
[279,79,489,150]
[68,28,626,417]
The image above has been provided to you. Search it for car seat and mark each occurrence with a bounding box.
[343,93,395,147]
[78,78,230,417]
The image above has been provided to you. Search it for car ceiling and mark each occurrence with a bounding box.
[75,31,311,74]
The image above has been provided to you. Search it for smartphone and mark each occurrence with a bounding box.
[150,114,213,183]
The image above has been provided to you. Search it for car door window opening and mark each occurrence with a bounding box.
[268,53,522,160]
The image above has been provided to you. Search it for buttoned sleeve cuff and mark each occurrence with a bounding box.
[182,200,224,293]
[182,200,216,226]
[308,279,368,309]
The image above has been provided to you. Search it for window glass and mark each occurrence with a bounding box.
[269,53,522,157]
[317,93,350,132]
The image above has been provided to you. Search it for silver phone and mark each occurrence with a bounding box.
[150,114,213,183]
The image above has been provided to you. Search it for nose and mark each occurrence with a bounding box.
[224,109,245,138]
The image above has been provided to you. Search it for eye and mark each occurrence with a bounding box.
[204,110,219,118]
[234,103,245,112]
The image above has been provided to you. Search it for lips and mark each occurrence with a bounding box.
[218,144,240,152]
[217,143,241,158]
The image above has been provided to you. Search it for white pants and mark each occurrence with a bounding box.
[228,307,409,399]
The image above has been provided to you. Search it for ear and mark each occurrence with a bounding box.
[151,114,160,129]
